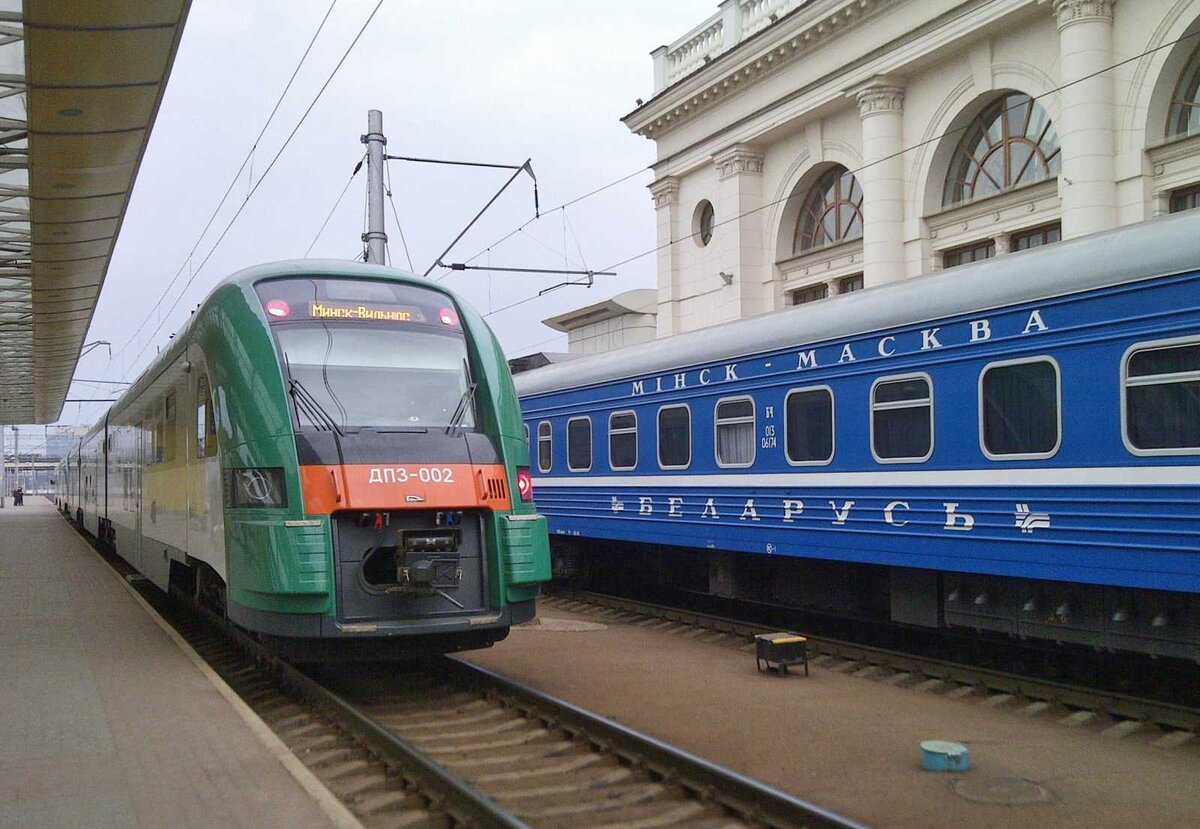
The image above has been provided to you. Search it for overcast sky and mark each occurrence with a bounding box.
[56,0,708,429]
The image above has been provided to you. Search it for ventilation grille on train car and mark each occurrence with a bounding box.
[478,471,508,502]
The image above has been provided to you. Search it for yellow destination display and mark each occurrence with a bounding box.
[309,301,423,322]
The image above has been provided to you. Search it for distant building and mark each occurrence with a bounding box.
[538,289,658,355]
[547,0,1200,348]
[45,425,87,460]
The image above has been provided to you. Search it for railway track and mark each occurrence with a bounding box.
[124,579,869,829]
[547,590,1200,744]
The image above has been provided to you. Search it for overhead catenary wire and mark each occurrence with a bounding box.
[117,0,388,381]
[384,157,416,272]
[306,154,365,257]
[107,0,342,371]
[479,24,1200,321]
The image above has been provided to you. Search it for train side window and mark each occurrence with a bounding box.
[567,417,593,472]
[1123,338,1200,453]
[714,397,756,467]
[523,423,530,448]
[980,358,1060,458]
[609,411,637,471]
[657,405,691,469]
[196,373,218,459]
[785,387,834,465]
[536,421,552,472]
[871,374,933,463]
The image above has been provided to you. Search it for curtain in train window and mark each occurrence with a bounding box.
[567,417,592,472]
[981,360,1059,456]
[609,411,637,470]
[786,388,834,463]
[872,377,932,461]
[715,397,756,467]
[536,421,552,472]
[657,405,691,469]
[1125,342,1200,450]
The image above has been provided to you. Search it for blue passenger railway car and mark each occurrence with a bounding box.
[515,210,1200,661]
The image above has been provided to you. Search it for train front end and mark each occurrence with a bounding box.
[223,267,549,659]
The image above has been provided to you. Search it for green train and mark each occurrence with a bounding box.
[56,260,551,660]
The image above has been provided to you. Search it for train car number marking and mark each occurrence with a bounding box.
[368,466,455,484]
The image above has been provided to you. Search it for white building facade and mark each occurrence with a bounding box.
[613,0,1200,339]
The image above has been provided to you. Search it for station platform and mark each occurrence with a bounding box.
[0,500,352,829]
[464,596,1200,829]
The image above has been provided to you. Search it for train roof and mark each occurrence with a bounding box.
[515,209,1200,398]
[211,258,438,290]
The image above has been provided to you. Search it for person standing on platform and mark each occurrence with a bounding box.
[13,486,22,506]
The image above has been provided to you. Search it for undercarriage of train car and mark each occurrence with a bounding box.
[552,538,1200,663]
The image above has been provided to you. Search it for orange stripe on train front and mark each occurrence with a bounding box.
[299,463,512,514]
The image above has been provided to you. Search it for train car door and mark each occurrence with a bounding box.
[135,425,143,567]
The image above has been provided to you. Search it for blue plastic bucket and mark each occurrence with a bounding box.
[920,740,970,772]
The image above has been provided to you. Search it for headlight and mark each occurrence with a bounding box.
[224,468,288,509]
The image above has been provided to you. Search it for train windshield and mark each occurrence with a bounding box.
[255,277,474,431]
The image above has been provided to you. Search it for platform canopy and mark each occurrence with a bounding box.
[0,1,190,424]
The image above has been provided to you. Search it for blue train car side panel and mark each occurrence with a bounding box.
[516,212,1200,657]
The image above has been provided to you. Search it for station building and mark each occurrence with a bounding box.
[549,0,1200,349]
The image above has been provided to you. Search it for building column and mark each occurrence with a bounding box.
[853,78,906,286]
[713,144,767,322]
[649,176,681,337]
[1053,0,1117,238]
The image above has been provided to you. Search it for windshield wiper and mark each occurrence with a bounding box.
[445,382,478,436]
[288,375,346,437]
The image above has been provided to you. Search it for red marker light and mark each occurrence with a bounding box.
[438,308,459,326]
[265,299,291,318]
[516,467,533,502]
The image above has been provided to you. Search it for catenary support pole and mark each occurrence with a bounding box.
[362,109,388,265]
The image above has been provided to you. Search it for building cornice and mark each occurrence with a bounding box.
[1146,132,1200,171]
[925,179,1060,239]
[624,0,887,140]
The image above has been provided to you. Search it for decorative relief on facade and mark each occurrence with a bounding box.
[855,84,905,117]
[713,146,765,180]
[649,176,680,209]
[1052,0,1115,29]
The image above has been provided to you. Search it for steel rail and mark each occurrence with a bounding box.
[63,505,866,828]
[443,656,872,829]
[561,590,1200,733]
[208,613,530,829]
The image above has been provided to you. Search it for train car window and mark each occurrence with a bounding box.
[524,423,530,448]
[537,421,552,473]
[785,387,834,464]
[567,417,593,472]
[871,374,933,462]
[609,411,638,471]
[715,397,756,468]
[196,373,218,459]
[153,415,165,464]
[980,358,1060,458]
[1123,339,1200,453]
[657,405,691,469]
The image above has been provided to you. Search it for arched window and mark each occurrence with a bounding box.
[1168,44,1200,139]
[943,93,1060,206]
[793,166,864,254]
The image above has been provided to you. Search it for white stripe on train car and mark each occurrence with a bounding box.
[534,465,1200,489]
